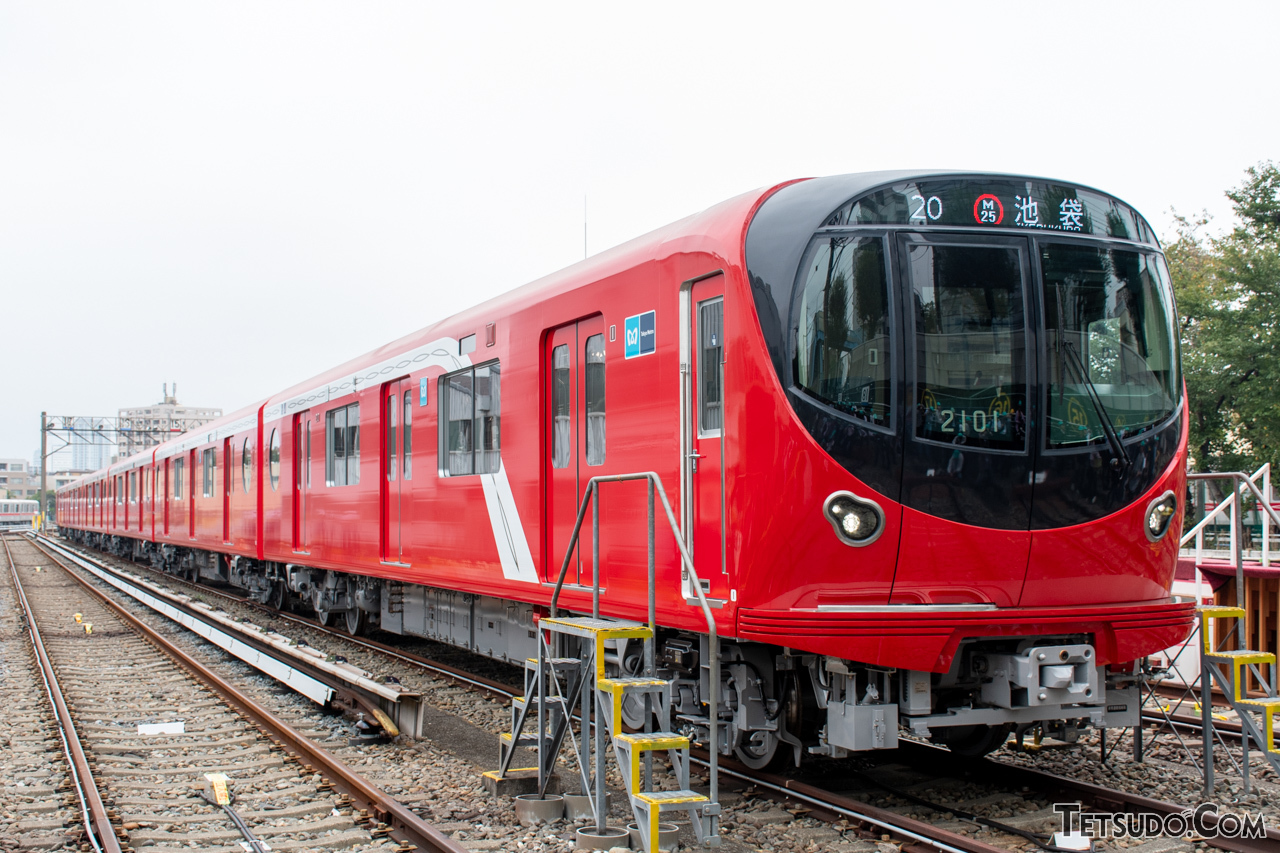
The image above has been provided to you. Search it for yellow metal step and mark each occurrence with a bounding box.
[1239,697,1280,754]
[615,731,691,793]
[1198,606,1246,654]
[1204,650,1276,702]
[632,789,711,853]
[598,677,669,731]
[599,676,669,692]
[615,731,690,749]
[634,789,709,806]
[539,616,652,640]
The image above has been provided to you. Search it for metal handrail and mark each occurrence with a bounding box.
[1185,470,1280,649]
[1180,463,1270,560]
[547,471,721,812]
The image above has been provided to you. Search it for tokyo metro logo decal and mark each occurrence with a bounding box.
[624,310,656,359]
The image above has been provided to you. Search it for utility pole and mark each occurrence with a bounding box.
[39,411,47,522]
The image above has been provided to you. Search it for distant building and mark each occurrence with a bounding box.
[117,384,222,459]
[0,457,36,499]
[66,416,115,471]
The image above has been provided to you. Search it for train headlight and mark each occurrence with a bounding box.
[824,491,885,547]
[1144,491,1177,542]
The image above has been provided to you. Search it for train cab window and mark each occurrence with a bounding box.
[909,243,1027,450]
[269,428,281,491]
[795,235,891,427]
[1040,244,1179,448]
[439,362,501,476]
[585,334,606,465]
[242,438,252,493]
[203,448,216,497]
[174,458,184,499]
[551,346,570,468]
[326,403,361,486]
[403,390,412,480]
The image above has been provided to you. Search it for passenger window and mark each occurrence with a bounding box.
[326,403,361,486]
[269,429,281,491]
[551,345,570,469]
[439,361,501,476]
[242,438,252,493]
[403,391,412,479]
[203,449,217,497]
[585,334,606,465]
[699,300,724,434]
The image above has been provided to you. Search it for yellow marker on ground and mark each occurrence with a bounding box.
[203,772,232,805]
[84,624,92,635]
[73,613,82,623]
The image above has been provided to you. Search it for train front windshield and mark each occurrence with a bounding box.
[758,174,1184,528]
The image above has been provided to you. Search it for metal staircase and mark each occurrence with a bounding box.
[1197,606,1280,794]
[494,472,721,851]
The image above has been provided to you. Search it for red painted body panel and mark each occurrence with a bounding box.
[56,179,1193,671]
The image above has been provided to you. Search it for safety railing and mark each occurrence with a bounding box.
[1184,468,1280,648]
[1181,463,1272,568]
[548,471,721,810]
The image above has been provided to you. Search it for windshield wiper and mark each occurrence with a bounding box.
[1062,340,1130,471]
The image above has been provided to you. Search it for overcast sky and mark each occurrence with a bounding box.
[3,1,1276,468]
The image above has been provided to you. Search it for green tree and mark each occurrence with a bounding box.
[1168,162,1280,472]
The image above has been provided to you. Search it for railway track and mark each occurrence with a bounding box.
[43,533,1280,853]
[5,534,467,853]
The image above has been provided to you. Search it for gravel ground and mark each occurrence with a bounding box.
[0,538,78,851]
[8,537,405,853]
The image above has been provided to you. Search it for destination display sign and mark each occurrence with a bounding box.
[823,178,1156,244]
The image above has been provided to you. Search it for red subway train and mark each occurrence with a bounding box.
[58,170,1192,764]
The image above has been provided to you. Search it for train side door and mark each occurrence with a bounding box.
[293,411,311,552]
[687,275,729,600]
[223,438,232,542]
[188,450,196,538]
[382,379,411,564]
[163,460,170,535]
[544,317,605,586]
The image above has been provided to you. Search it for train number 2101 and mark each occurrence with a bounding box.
[940,408,1002,434]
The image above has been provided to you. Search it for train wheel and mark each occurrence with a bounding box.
[315,605,333,628]
[270,581,287,611]
[734,729,785,771]
[932,724,1012,758]
[345,607,367,637]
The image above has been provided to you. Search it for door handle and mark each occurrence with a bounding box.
[688,451,703,473]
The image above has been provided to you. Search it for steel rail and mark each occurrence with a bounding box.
[44,534,521,699]
[35,534,411,737]
[898,741,1280,853]
[3,535,122,853]
[687,752,1007,853]
[26,535,469,853]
